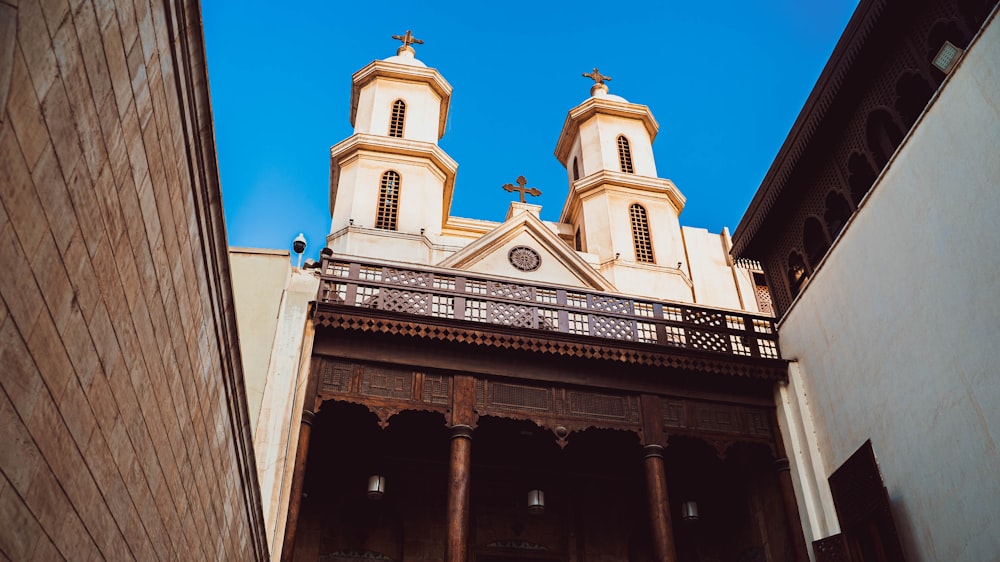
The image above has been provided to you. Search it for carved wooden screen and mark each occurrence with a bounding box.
[616,135,634,173]
[388,99,405,138]
[629,204,654,263]
[820,440,906,562]
[376,171,400,230]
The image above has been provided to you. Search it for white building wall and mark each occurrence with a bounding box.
[354,79,441,143]
[230,248,291,428]
[778,17,1000,560]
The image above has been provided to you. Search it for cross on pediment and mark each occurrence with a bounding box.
[391,30,424,49]
[582,67,611,85]
[502,175,542,203]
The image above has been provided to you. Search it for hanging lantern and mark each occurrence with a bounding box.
[682,500,699,521]
[527,489,545,514]
[367,475,387,500]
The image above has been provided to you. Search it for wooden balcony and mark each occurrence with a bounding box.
[315,257,781,361]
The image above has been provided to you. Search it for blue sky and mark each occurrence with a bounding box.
[202,1,859,262]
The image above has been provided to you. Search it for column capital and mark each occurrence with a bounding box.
[643,443,666,459]
[450,424,474,440]
[301,410,315,426]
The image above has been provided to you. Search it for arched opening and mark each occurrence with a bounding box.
[389,99,406,138]
[617,135,634,174]
[894,72,934,131]
[376,171,400,230]
[297,403,451,561]
[865,109,904,171]
[823,191,852,241]
[572,157,580,181]
[787,252,808,299]
[629,203,654,263]
[847,152,877,206]
[574,227,582,251]
[803,217,830,270]
[664,437,796,561]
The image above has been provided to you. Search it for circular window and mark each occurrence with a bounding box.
[508,246,541,272]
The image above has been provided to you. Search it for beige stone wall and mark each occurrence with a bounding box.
[230,248,292,429]
[778,14,1000,560]
[0,0,267,559]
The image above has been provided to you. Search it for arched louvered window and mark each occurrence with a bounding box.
[617,135,634,174]
[388,100,406,138]
[629,204,654,263]
[376,171,400,230]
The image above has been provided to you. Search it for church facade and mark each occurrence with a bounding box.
[235,30,806,562]
[3,0,994,560]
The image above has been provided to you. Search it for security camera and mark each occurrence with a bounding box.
[292,233,307,254]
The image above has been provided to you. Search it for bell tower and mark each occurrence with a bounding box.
[328,32,458,263]
[555,70,691,301]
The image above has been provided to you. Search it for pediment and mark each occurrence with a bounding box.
[437,211,616,292]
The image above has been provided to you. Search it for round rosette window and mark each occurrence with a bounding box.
[508,246,541,272]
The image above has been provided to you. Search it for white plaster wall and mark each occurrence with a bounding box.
[581,187,685,266]
[251,268,319,556]
[229,249,291,429]
[778,18,1000,560]
[462,230,589,287]
[681,226,742,310]
[330,152,447,235]
[354,78,441,143]
[601,261,693,303]
[329,229,438,265]
[578,114,657,176]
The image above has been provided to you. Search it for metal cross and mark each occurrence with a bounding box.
[502,175,542,203]
[391,30,424,49]
[582,67,612,85]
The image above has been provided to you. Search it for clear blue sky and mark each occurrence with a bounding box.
[202,1,859,262]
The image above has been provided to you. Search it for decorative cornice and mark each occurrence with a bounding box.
[559,170,686,224]
[328,133,459,222]
[312,307,788,381]
[350,59,453,139]
[554,97,659,164]
[731,0,888,258]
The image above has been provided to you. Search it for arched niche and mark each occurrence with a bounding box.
[786,252,809,300]
[865,109,904,171]
[823,191,853,241]
[894,72,934,130]
[847,151,877,206]
[803,217,830,270]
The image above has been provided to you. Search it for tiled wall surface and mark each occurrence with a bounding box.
[0,0,267,559]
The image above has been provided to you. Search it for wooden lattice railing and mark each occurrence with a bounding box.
[316,257,781,360]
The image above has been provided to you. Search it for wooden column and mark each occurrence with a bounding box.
[280,339,323,562]
[447,375,476,562]
[446,424,474,562]
[775,457,811,562]
[644,444,678,562]
[280,409,315,562]
[771,412,810,562]
[639,394,677,562]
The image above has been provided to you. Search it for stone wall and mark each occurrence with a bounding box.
[0,0,267,559]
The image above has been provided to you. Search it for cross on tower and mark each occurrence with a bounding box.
[502,175,542,203]
[582,68,612,85]
[391,30,424,49]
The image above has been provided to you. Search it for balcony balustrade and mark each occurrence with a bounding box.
[315,257,780,360]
